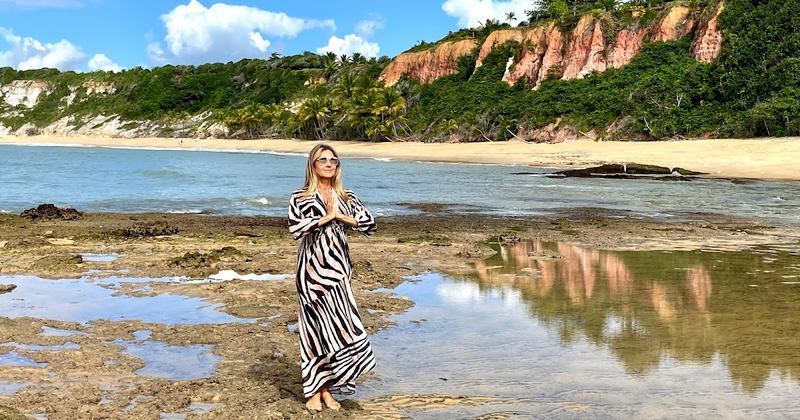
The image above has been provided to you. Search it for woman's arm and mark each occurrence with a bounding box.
[288,193,334,240]
[344,191,376,236]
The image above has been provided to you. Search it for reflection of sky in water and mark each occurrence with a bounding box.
[39,326,91,337]
[0,275,251,324]
[161,402,222,419]
[112,338,219,381]
[0,351,47,368]
[80,253,121,262]
[0,381,25,395]
[2,342,80,351]
[362,240,800,418]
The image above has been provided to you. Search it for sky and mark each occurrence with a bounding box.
[0,0,538,72]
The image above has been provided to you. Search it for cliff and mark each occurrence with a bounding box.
[379,39,478,86]
[380,3,725,88]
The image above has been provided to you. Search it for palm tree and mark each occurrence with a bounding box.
[506,11,516,22]
[339,54,349,65]
[298,96,333,139]
[351,52,366,64]
[332,71,358,99]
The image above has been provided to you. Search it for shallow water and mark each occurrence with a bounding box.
[112,336,219,381]
[39,326,92,337]
[0,381,25,395]
[0,351,47,368]
[1,145,799,223]
[0,275,251,324]
[362,240,800,418]
[80,253,121,263]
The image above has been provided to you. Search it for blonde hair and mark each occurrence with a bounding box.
[302,143,349,201]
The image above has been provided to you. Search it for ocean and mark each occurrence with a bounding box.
[1,144,798,223]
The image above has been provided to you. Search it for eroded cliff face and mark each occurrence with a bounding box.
[379,39,478,86]
[0,80,51,108]
[691,2,725,63]
[381,3,725,88]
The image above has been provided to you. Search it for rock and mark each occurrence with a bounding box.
[0,80,51,108]
[553,163,705,178]
[518,118,583,143]
[379,39,478,86]
[0,284,17,294]
[33,254,84,270]
[692,2,725,63]
[120,222,178,237]
[381,3,714,89]
[169,246,246,269]
[20,204,84,221]
[0,405,26,420]
[14,123,40,136]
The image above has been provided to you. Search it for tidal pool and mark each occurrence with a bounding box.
[0,381,25,395]
[112,336,220,381]
[362,240,800,418]
[0,351,47,368]
[0,275,251,324]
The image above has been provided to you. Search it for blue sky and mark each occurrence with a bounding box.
[0,0,536,72]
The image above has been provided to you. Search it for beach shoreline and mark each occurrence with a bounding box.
[1,135,799,181]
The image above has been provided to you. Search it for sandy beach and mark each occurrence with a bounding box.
[1,135,799,181]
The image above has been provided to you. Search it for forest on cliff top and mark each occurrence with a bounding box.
[0,0,798,141]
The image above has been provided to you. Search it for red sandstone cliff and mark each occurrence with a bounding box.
[378,39,478,86]
[380,3,725,88]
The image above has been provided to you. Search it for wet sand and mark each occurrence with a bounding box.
[1,210,799,418]
[2,135,800,180]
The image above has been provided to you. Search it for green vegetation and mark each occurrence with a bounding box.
[0,0,797,140]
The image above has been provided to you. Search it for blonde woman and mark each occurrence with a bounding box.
[287,143,377,412]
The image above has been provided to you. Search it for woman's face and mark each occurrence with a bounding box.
[313,149,338,181]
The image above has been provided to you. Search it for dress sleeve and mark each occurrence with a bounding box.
[348,191,376,236]
[288,193,320,240]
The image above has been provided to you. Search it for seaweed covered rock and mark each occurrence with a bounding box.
[120,222,179,237]
[553,163,704,178]
[0,284,17,294]
[20,204,83,221]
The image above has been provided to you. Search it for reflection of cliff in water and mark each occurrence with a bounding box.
[471,239,800,392]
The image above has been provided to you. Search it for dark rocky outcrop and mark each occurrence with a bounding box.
[551,163,705,179]
[20,204,83,221]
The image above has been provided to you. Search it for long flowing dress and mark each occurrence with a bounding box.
[287,188,377,398]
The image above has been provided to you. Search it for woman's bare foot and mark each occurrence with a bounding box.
[320,389,341,411]
[305,392,323,413]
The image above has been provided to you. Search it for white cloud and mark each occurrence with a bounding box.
[148,0,336,65]
[442,0,532,28]
[0,27,85,70]
[355,19,384,38]
[88,53,122,72]
[316,34,379,58]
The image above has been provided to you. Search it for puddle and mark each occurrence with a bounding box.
[39,326,92,337]
[3,342,80,351]
[80,253,121,262]
[0,381,25,395]
[133,330,152,341]
[0,275,252,324]
[0,351,47,368]
[113,339,220,380]
[362,240,800,418]
[161,402,222,419]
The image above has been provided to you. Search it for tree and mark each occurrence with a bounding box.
[506,11,516,22]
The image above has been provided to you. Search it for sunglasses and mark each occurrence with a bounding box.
[315,157,340,166]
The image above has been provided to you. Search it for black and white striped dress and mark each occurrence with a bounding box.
[288,188,377,398]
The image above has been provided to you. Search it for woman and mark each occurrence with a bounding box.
[287,143,377,412]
